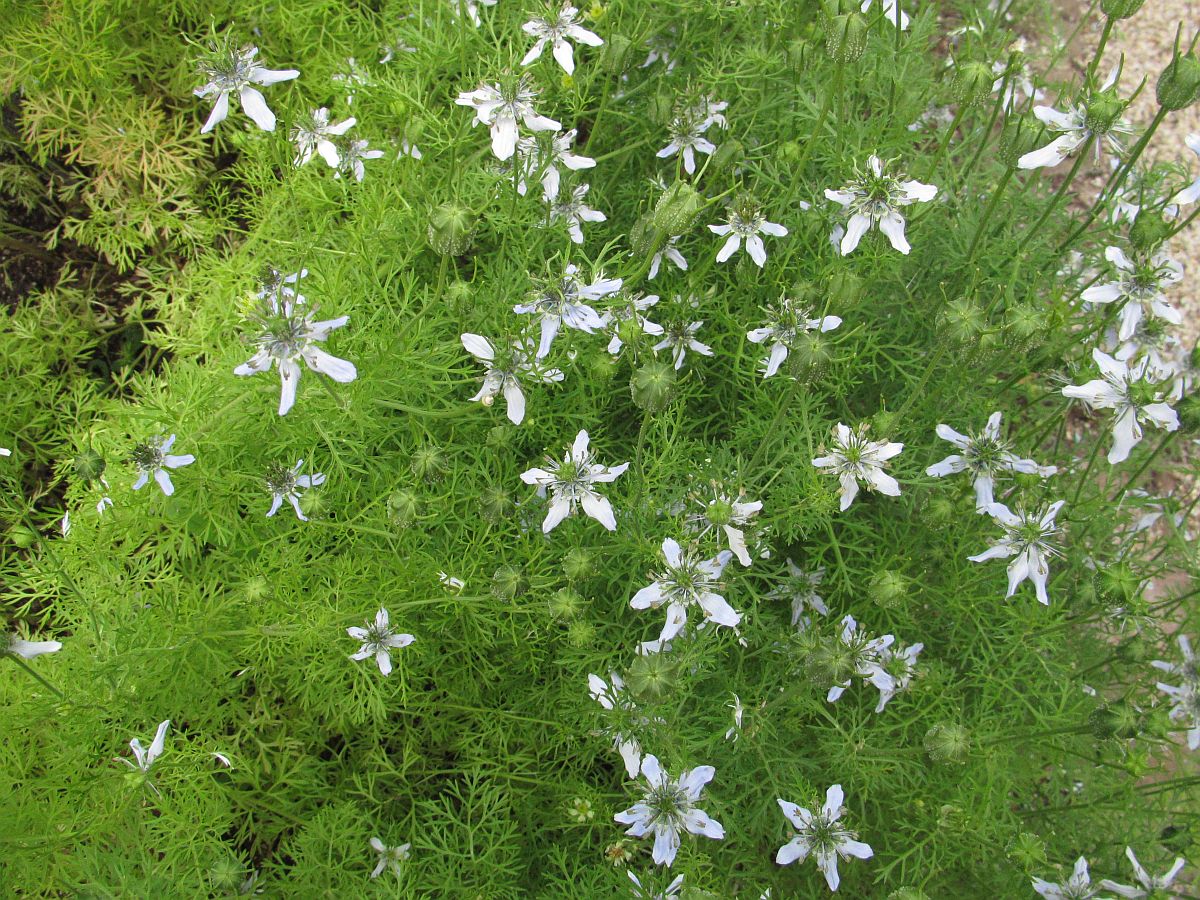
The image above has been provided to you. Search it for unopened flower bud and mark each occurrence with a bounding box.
[630,360,677,412]
[939,297,986,343]
[1129,208,1171,251]
[652,182,705,234]
[954,61,995,107]
[626,650,679,701]
[387,489,420,527]
[426,202,476,256]
[1157,53,1200,111]
[869,569,907,609]
[446,280,474,314]
[549,587,585,620]
[1005,832,1048,872]
[492,564,524,600]
[563,547,594,581]
[1100,0,1146,18]
[74,449,106,483]
[1084,90,1126,133]
[208,853,246,892]
[924,722,970,765]
[566,619,595,647]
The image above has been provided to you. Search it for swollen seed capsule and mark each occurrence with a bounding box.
[1100,0,1146,18]
[1157,53,1200,111]
[630,360,677,412]
[924,723,970,765]
[426,202,476,256]
[73,449,107,483]
[954,61,995,108]
[652,182,705,234]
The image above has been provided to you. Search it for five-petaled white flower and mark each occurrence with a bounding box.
[588,671,644,778]
[194,44,298,134]
[455,77,562,161]
[825,155,937,256]
[291,108,356,168]
[968,500,1065,605]
[926,412,1056,512]
[627,870,685,900]
[1018,68,1131,170]
[776,785,874,891]
[1153,634,1200,751]
[1032,856,1100,900]
[549,183,607,244]
[449,0,497,26]
[747,297,842,379]
[335,139,385,182]
[656,101,724,175]
[1099,847,1187,899]
[5,633,63,659]
[861,0,908,28]
[348,608,415,677]
[654,318,713,370]
[460,333,564,424]
[614,754,724,868]
[724,693,744,741]
[1171,133,1200,206]
[369,838,411,879]
[131,435,195,496]
[514,264,622,358]
[521,4,603,75]
[825,614,895,703]
[521,429,628,532]
[631,538,738,642]
[116,719,171,796]
[768,559,829,627]
[685,485,762,566]
[516,129,596,201]
[871,641,922,712]
[264,459,325,521]
[1081,246,1184,341]
[1061,348,1179,464]
[234,269,357,416]
[600,293,665,355]
[649,236,688,280]
[812,423,904,511]
[709,200,788,267]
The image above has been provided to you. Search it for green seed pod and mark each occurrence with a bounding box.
[827,269,862,306]
[602,32,633,75]
[872,408,900,438]
[486,425,515,449]
[208,852,246,892]
[479,485,511,523]
[549,588,585,620]
[426,202,476,256]
[586,349,616,380]
[1005,303,1046,342]
[652,182,705,234]
[562,547,594,581]
[1129,208,1172,252]
[445,280,474,314]
[73,449,106,483]
[630,212,666,260]
[709,138,744,172]
[869,569,907,610]
[779,140,803,164]
[1100,0,1147,18]
[242,575,271,603]
[626,650,679,701]
[630,360,677,412]
[1084,90,1127,133]
[1098,560,1141,604]
[1157,53,1200,111]
[410,445,448,481]
[823,12,868,63]
[786,331,833,381]
[386,489,420,527]
[1089,702,1142,740]
[954,61,995,108]
[492,564,524,601]
[888,890,931,900]
[924,723,971,765]
[1005,832,1048,872]
[9,524,38,549]
[939,297,986,343]
[566,619,595,648]
[925,495,956,525]
[997,115,1041,169]
[648,91,675,127]
[298,489,325,520]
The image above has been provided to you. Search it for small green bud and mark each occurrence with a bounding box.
[586,350,616,380]
[386,489,420,527]
[486,425,515,448]
[1100,0,1146,18]
[786,331,833,381]
[1084,90,1126,133]
[823,12,868,63]
[630,360,677,412]
[1089,702,1142,740]
[652,182,705,234]
[566,619,596,647]
[869,569,907,610]
[872,408,900,438]
[492,564,524,601]
[602,33,633,74]
[924,723,971,765]
[566,796,595,823]
[548,587,585,620]
[779,140,803,164]
[710,138,744,171]
[9,524,38,549]
[426,202,476,256]
[925,495,956,525]
[939,297,986,343]
[1157,53,1200,111]
[242,575,271,603]
[630,212,665,259]
[1130,208,1172,251]
[626,650,679,701]
[648,92,674,127]
[208,852,246,892]
[827,269,862,306]
[888,890,931,900]
[1005,832,1048,872]
[998,115,1041,169]
[1098,561,1141,604]
[446,280,474,314]
[73,449,106,483]
[563,547,594,581]
[298,489,325,520]
[479,485,511,523]
[954,61,995,107]
[805,637,857,691]
[410,445,448,482]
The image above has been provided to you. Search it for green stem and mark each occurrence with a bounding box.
[795,60,844,177]
[924,103,969,184]
[1068,429,1105,509]
[5,653,66,698]
[964,168,1014,264]
[1016,137,1095,253]
[1084,16,1114,86]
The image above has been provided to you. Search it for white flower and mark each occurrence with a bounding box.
[776,785,874,891]
[600,293,664,356]
[627,870,685,899]
[648,236,688,280]
[1153,634,1200,751]
[684,485,762,566]
[331,57,370,102]
[549,183,607,244]
[747,297,842,379]
[460,333,565,424]
[348,608,415,677]
[336,140,385,182]
[291,107,356,168]
[825,614,895,703]
[438,571,466,592]
[378,37,417,64]
[614,754,724,867]
[1171,133,1200,206]
[1061,348,1179,464]
[514,264,622,358]
[767,559,829,626]
[397,138,422,160]
[1018,69,1132,170]
[630,538,738,642]
[587,672,643,777]
[812,423,904,511]
[449,0,497,26]
[1080,246,1184,341]
[368,838,411,879]
[968,500,1065,605]
[861,0,908,28]
[656,106,719,175]
[515,129,595,201]
[6,633,63,659]
[116,719,170,796]
[872,641,922,712]
[992,58,1043,112]
[1152,634,1199,682]
[724,693,744,741]
[194,44,298,134]
[131,435,195,496]
[1032,856,1101,900]
[825,155,937,256]
[455,77,562,161]
[708,202,788,267]
[0,447,10,456]
[1099,847,1187,898]
[265,459,325,521]
[654,318,712,371]
[521,4,603,75]
[520,429,628,532]
[925,412,1056,512]
[234,270,356,416]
